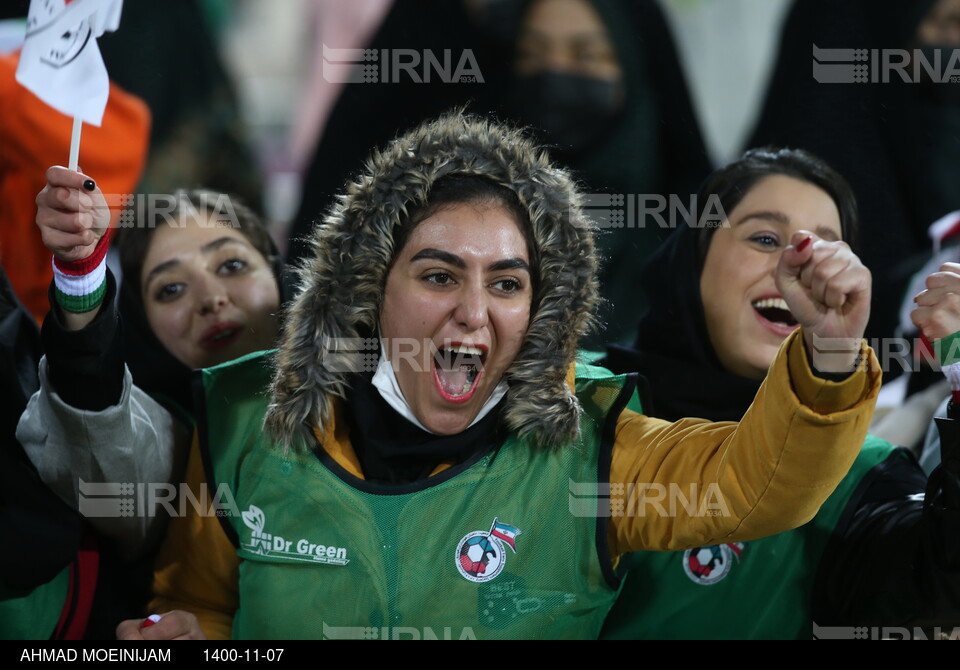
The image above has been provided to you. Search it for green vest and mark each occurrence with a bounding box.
[600,434,897,640]
[0,568,68,640]
[198,352,636,640]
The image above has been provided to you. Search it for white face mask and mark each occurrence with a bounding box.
[371,342,508,434]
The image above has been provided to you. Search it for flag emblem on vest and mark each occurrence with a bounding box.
[682,542,745,585]
[455,517,522,583]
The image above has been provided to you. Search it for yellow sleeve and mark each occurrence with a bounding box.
[150,432,238,640]
[608,329,880,556]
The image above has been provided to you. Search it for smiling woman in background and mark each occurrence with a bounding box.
[599,147,960,639]
[17,171,285,636]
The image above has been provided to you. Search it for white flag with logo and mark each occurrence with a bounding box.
[15,0,124,126]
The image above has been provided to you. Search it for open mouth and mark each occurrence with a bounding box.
[201,325,243,350]
[752,297,798,328]
[433,344,485,403]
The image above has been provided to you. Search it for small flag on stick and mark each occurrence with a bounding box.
[15,0,124,168]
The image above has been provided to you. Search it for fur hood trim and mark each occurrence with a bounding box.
[265,111,600,450]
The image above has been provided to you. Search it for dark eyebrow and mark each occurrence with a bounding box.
[735,211,841,242]
[410,248,465,269]
[409,249,530,274]
[200,236,247,255]
[735,210,791,227]
[144,237,248,286]
[489,258,530,273]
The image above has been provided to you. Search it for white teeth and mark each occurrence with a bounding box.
[752,298,789,311]
[441,345,484,356]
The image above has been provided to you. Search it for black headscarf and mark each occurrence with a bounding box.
[287,0,709,350]
[601,223,761,422]
[118,245,291,422]
[117,282,195,422]
[746,0,937,343]
[499,0,710,348]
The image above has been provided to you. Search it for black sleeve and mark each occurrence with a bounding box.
[41,270,125,411]
[0,266,83,590]
[0,446,84,591]
[811,441,960,629]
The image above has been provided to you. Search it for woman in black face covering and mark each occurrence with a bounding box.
[501,0,710,348]
[506,0,627,161]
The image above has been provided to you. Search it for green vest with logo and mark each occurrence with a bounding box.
[0,568,68,640]
[599,434,897,640]
[198,351,636,640]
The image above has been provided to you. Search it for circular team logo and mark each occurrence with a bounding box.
[41,20,91,68]
[682,543,744,585]
[456,531,506,583]
[26,0,93,70]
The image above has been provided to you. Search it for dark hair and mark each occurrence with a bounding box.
[694,147,859,268]
[392,173,540,298]
[116,189,277,314]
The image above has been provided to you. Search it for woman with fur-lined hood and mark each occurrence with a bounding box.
[125,112,881,640]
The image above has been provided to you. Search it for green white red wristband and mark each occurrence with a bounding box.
[935,331,960,368]
[52,234,109,313]
[930,331,960,405]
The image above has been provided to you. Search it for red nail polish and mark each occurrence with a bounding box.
[796,236,812,252]
[140,614,162,629]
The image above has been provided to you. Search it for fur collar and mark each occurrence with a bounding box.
[265,112,600,450]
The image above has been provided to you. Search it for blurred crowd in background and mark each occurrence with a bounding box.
[6,0,960,641]
[4,0,960,387]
